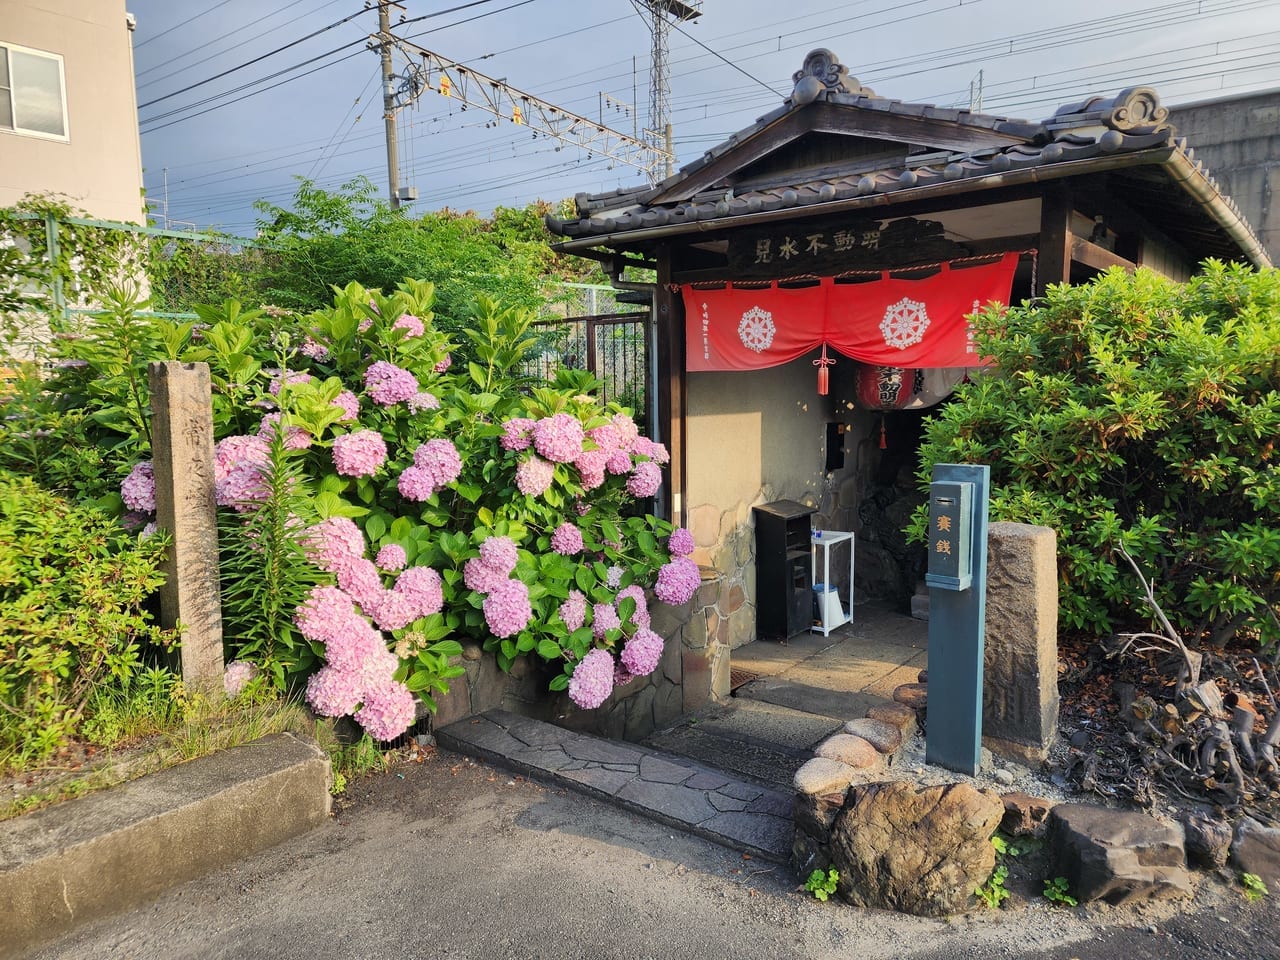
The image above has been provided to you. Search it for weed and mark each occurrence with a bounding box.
[1242,872,1268,903]
[977,833,1023,909]
[805,867,839,902]
[1043,876,1078,907]
[315,722,390,796]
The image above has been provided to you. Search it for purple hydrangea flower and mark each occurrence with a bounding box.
[631,436,670,464]
[300,336,330,361]
[605,450,632,475]
[223,660,258,697]
[394,566,444,619]
[433,354,452,373]
[268,369,312,396]
[617,584,650,627]
[621,628,664,677]
[332,390,360,422]
[626,461,662,498]
[483,578,533,638]
[305,666,364,718]
[364,360,419,406]
[464,556,507,594]
[258,412,312,450]
[550,522,584,555]
[586,423,623,454]
[332,429,388,477]
[407,391,439,412]
[559,589,587,632]
[568,649,615,710]
[355,678,417,741]
[370,589,418,632]
[121,461,156,513]
[304,516,366,570]
[668,527,695,557]
[295,585,359,644]
[500,417,536,452]
[654,556,700,605]
[592,602,621,639]
[479,536,519,575]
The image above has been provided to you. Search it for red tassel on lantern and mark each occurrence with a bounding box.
[814,344,834,396]
[879,416,887,449]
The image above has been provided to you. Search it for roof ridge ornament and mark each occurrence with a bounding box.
[1049,86,1172,135]
[790,49,873,106]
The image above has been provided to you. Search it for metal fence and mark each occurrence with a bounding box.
[523,308,653,426]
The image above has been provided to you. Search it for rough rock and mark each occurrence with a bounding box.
[793,757,857,795]
[1231,816,1280,886]
[917,669,929,684]
[993,769,1015,786]
[829,780,1003,917]
[1047,803,1191,904]
[865,703,918,739]
[794,791,847,840]
[1182,810,1232,870]
[892,683,928,710]
[1000,792,1055,838]
[842,718,903,754]
[815,734,881,769]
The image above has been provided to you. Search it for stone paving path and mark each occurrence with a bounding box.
[437,709,794,861]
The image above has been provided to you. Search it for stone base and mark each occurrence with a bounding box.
[910,592,929,621]
[982,732,1052,765]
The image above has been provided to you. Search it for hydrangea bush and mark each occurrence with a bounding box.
[122,280,696,741]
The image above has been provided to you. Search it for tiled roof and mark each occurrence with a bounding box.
[546,50,1267,267]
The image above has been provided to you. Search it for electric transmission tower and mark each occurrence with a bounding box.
[640,1,702,179]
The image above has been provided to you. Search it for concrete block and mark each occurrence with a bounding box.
[0,733,330,954]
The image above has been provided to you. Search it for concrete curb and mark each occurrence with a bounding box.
[1,732,331,955]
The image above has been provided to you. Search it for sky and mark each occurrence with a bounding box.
[126,0,1280,235]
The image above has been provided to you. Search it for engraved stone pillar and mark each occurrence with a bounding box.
[982,522,1058,763]
[149,361,224,689]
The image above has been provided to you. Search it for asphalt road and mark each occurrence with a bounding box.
[19,748,1276,960]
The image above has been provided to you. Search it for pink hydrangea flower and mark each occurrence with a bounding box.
[321,617,388,675]
[614,663,635,687]
[611,413,640,450]
[370,589,418,632]
[550,522,583,555]
[592,602,621,639]
[617,584,650,627]
[654,556,700,605]
[355,678,417,741]
[586,423,622,454]
[631,436,670,464]
[500,417,536,452]
[305,666,364,718]
[668,527,695,557]
[332,390,360,422]
[300,336,330,361]
[626,461,662,498]
[559,590,587,632]
[515,455,554,496]
[621,628,664,677]
[463,556,507,594]
[407,391,439,412]
[305,516,366,570]
[394,566,444,619]
[217,460,271,512]
[397,466,436,502]
[573,450,607,490]
[121,461,155,513]
[223,660,258,697]
[332,429,388,477]
[568,649,615,710]
[337,557,386,611]
[483,578,533,638]
[296,585,359,643]
[214,435,270,481]
[364,360,419,406]
[605,450,632,475]
[413,438,463,485]
[376,543,407,572]
[392,313,424,337]
[605,565,624,589]
[258,412,312,451]
[479,536,519,575]
[433,354,452,373]
[533,413,584,463]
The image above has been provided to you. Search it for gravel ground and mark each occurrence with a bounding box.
[20,747,1274,960]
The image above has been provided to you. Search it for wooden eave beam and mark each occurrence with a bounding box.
[1070,236,1136,274]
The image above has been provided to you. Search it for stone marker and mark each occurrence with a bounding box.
[149,361,224,690]
[982,522,1059,764]
[1047,803,1191,904]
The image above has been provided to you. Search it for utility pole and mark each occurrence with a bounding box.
[641,1,701,180]
[376,1,404,208]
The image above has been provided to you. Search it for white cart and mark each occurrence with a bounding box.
[810,529,854,635]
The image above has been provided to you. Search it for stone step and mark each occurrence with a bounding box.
[436,710,794,862]
[642,697,845,790]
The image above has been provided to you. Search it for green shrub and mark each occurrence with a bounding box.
[912,261,1280,647]
[0,473,178,769]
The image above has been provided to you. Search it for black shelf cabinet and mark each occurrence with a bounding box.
[753,499,816,640]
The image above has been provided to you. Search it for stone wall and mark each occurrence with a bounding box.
[430,580,729,743]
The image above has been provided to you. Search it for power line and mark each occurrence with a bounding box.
[138,8,367,110]
[134,0,239,50]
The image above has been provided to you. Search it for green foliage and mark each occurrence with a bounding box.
[80,666,182,748]
[976,834,1024,908]
[0,473,178,770]
[251,177,581,332]
[805,867,839,901]
[320,728,391,796]
[1042,876,1078,907]
[146,236,262,313]
[912,262,1280,647]
[1242,872,1268,902]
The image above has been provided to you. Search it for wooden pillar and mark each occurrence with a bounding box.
[149,361,224,690]
[1037,181,1074,296]
[653,243,687,527]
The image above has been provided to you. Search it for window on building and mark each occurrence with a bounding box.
[0,42,68,140]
